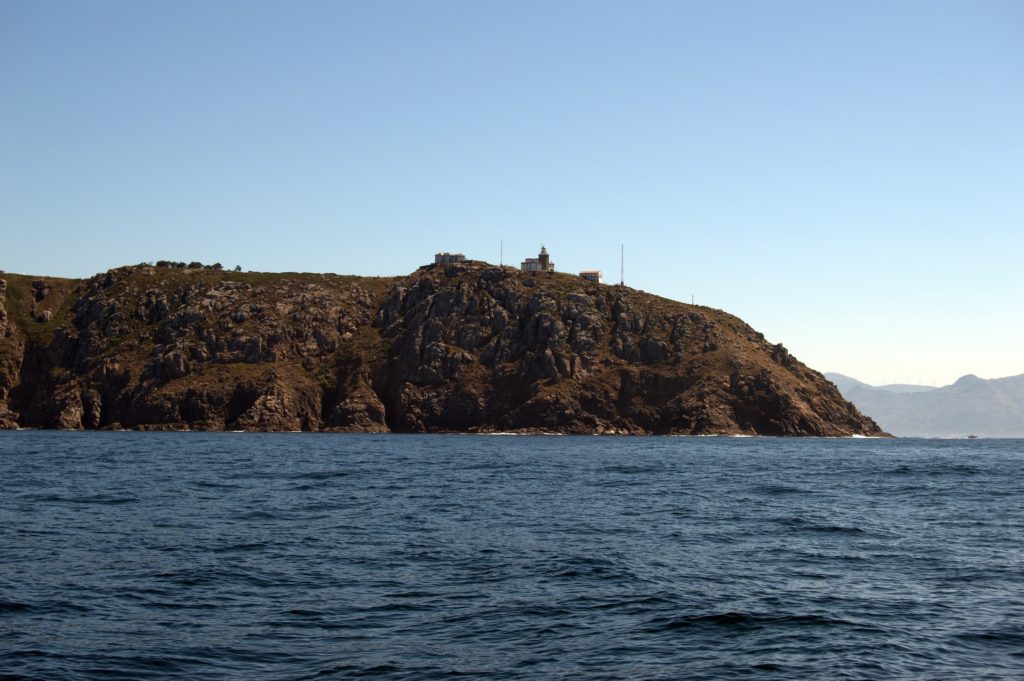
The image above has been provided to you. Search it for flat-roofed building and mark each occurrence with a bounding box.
[434,252,466,265]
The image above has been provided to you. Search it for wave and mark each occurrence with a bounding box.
[644,611,859,632]
[755,483,810,495]
[775,517,866,534]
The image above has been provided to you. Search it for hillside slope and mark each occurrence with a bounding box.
[0,262,883,435]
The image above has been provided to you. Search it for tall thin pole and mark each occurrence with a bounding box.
[620,244,624,286]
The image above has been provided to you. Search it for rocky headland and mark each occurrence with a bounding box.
[0,262,883,435]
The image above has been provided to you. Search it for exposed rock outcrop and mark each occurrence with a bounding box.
[0,263,884,435]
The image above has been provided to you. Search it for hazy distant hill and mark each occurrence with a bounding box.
[827,373,937,395]
[825,372,1024,438]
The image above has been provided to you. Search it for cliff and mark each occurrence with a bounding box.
[0,262,884,435]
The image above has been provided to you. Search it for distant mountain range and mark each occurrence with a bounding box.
[825,372,1024,438]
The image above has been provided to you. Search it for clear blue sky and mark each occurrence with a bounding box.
[2,1,1022,386]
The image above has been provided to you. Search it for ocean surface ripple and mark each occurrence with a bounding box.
[2,433,1023,679]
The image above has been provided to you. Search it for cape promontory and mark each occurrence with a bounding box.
[0,262,883,435]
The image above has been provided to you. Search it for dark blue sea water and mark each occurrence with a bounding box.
[2,433,1023,680]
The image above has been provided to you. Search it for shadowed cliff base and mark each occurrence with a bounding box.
[0,262,884,436]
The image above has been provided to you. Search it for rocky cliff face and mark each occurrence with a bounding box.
[0,262,884,435]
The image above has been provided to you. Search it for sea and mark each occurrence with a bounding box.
[1,432,1022,680]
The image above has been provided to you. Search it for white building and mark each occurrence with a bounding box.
[521,246,554,272]
[434,252,466,265]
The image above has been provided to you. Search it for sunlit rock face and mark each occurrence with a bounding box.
[0,262,883,436]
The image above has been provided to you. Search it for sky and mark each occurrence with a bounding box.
[1,1,1022,386]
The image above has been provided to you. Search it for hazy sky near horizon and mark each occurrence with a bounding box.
[2,1,1022,386]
